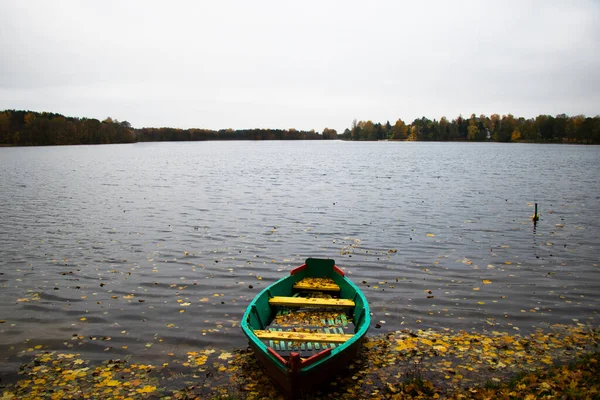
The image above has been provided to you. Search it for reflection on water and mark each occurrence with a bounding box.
[0,141,599,375]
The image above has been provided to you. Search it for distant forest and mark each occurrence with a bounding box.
[343,114,600,144]
[1,109,599,146]
[0,110,336,146]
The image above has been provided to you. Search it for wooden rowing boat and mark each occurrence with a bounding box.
[241,258,370,398]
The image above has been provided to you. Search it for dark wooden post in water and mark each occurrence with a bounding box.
[532,203,539,223]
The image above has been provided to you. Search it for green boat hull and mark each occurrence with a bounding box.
[241,258,370,398]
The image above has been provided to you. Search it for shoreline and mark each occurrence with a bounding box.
[2,323,598,399]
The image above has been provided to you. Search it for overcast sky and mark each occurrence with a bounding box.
[1,1,599,132]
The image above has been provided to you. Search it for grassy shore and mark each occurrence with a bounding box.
[1,324,598,399]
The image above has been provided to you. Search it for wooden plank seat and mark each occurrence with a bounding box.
[269,296,354,308]
[293,281,340,292]
[255,329,353,344]
[261,309,355,354]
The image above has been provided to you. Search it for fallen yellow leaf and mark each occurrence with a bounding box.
[136,385,157,394]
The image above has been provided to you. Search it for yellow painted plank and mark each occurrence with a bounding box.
[254,330,353,343]
[293,281,340,291]
[269,296,354,308]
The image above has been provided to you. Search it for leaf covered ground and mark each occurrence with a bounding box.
[1,323,598,399]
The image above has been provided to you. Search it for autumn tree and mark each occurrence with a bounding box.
[350,119,362,140]
[467,114,481,141]
[437,116,450,140]
[359,120,377,141]
[408,125,418,141]
[535,115,556,142]
[322,127,337,140]
[496,114,516,142]
[390,118,408,140]
[489,114,501,138]
[0,111,9,144]
[519,118,537,142]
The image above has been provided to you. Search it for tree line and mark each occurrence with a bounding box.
[0,110,136,146]
[2,109,599,146]
[342,114,600,144]
[136,127,338,142]
[0,110,338,146]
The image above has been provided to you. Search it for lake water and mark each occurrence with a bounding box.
[1,141,599,376]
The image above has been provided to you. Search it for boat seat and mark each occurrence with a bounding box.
[254,329,353,344]
[293,281,340,292]
[269,296,354,308]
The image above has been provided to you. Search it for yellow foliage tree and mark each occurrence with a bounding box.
[467,124,480,141]
[408,126,418,141]
[511,129,522,141]
[391,118,408,140]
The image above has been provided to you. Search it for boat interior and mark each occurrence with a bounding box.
[253,276,357,358]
